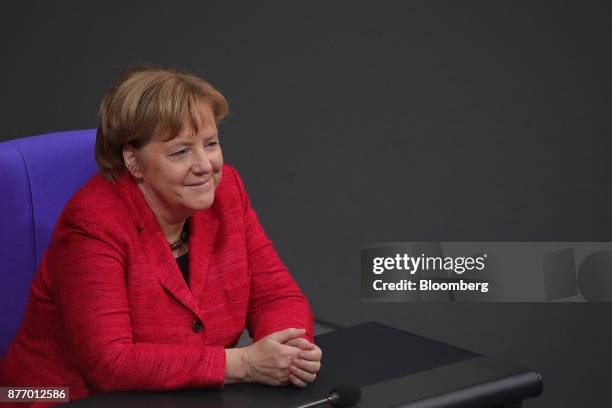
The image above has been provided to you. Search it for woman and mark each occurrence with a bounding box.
[0,67,322,404]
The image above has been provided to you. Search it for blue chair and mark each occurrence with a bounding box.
[0,129,98,356]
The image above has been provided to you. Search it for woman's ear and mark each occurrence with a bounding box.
[122,144,143,179]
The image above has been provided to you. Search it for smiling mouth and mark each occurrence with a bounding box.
[185,179,212,187]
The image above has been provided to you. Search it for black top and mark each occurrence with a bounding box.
[174,219,190,286]
[176,252,189,286]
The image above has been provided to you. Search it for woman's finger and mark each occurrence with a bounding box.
[289,373,307,388]
[285,338,315,350]
[292,358,321,373]
[290,364,317,383]
[278,343,303,360]
[298,345,322,361]
[269,328,306,344]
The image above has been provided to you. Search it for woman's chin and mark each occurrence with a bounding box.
[187,194,215,211]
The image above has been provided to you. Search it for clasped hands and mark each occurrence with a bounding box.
[226,328,322,388]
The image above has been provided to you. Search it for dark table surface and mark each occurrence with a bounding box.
[66,322,543,407]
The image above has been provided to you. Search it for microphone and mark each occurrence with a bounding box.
[293,384,362,408]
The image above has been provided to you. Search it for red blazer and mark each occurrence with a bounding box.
[0,164,314,405]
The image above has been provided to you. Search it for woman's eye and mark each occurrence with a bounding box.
[205,141,219,150]
[171,149,188,157]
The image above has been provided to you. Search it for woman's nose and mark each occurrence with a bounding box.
[191,147,213,174]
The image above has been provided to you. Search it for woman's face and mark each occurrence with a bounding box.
[126,102,223,222]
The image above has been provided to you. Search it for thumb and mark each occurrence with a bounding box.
[268,327,306,343]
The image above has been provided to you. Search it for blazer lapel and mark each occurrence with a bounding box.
[139,223,204,320]
[187,208,220,303]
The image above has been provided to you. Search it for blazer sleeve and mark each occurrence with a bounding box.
[47,205,226,392]
[227,166,315,343]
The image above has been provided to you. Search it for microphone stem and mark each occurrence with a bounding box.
[294,393,339,408]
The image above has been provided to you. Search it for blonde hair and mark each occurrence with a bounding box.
[95,66,229,180]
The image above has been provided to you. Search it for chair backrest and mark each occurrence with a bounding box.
[0,129,98,355]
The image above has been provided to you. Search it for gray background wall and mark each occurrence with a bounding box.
[2,1,611,406]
